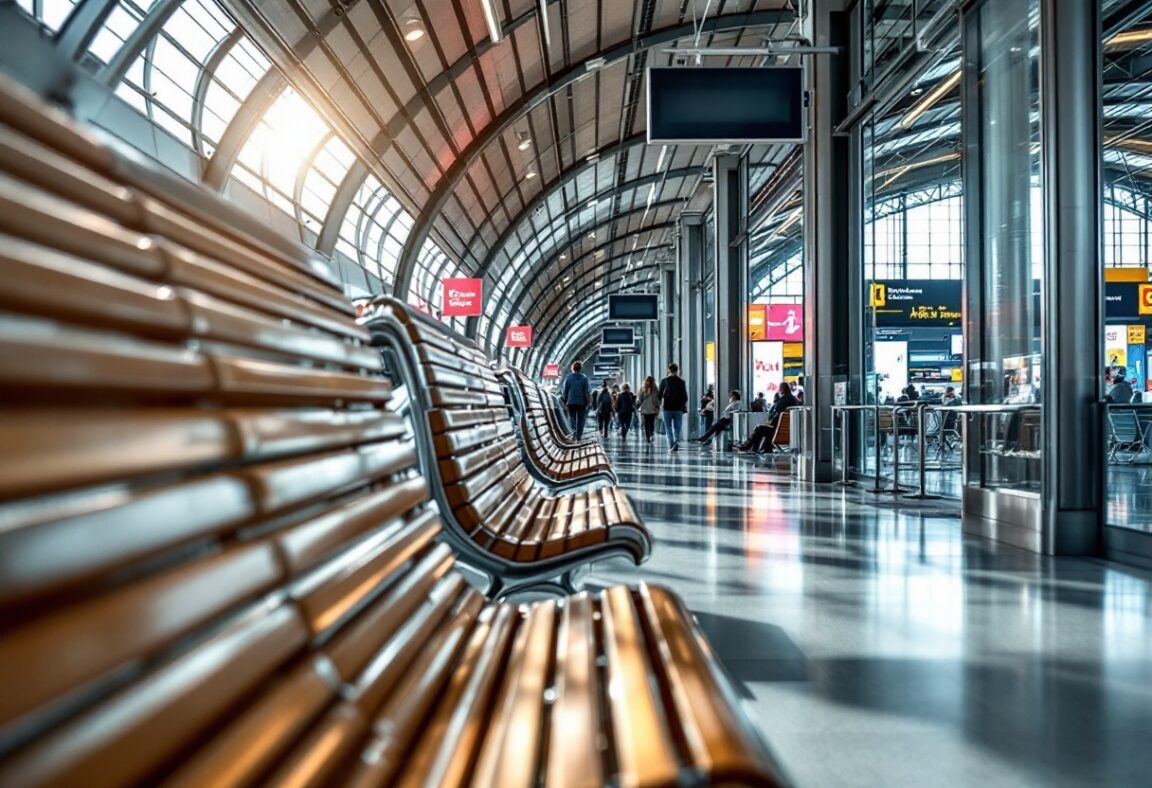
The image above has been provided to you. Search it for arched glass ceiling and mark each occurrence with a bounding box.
[16,0,77,32]
[88,0,272,156]
[336,176,413,287]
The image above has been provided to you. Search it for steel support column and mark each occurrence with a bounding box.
[713,154,747,404]
[802,1,853,482]
[660,264,678,376]
[678,212,705,404]
[1041,0,1103,554]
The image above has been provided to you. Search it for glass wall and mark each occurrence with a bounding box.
[964,0,1042,494]
[1102,4,1152,535]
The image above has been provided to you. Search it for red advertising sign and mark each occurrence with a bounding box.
[765,304,803,341]
[507,325,533,347]
[442,278,483,316]
[748,304,767,341]
[543,363,561,378]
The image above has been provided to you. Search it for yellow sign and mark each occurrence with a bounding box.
[1140,284,1152,315]
[782,342,803,359]
[1106,268,1149,283]
[705,341,715,362]
[870,283,886,308]
[1130,325,1146,345]
[950,368,963,383]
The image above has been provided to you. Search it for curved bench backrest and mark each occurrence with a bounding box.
[0,82,474,785]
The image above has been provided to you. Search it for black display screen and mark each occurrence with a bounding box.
[648,67,805,143]
[608,294,659,320]
[602,327,635,346]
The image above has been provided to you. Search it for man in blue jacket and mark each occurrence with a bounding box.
[561,360,592,439]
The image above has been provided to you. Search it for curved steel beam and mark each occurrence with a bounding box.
[485,223,676,349]
[534,302,614,375]
[315,159,369,255]
[469,133,648,271]
[394,8,793,298]
[528,262,663,369]
[479,198,686,346]
[202,67,286,188]
[530,259,664,354]
[57,0,118,61]
[476,167,698,340]
[98,0,182,86]
[190,26,245,158]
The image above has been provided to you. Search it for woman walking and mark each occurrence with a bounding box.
[637,376,661,443]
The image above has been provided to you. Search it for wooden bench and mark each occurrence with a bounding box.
[501,367,617,486]
[364,297,652,596]
[0,74,787,788]
[519,371,600,448]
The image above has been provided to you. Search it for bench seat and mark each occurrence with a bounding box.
[365,297,651,595]
[502,368,616,485]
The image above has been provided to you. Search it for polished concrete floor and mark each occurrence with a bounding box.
[588,433,1152,788]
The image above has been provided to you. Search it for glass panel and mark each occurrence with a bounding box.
[1103,5,1152,532]
[966,0,1042,493]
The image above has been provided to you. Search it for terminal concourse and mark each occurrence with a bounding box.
[1,1,1152,787]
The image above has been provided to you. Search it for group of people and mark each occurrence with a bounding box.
[559,361,691,452]
[560,358,805,455]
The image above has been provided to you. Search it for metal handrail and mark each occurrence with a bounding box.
[831,401,1041,496]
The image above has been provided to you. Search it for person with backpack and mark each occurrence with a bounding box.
[658,363,689,453]
[560,360,591,439]
[595,380,614,439]
[615,382,637,441]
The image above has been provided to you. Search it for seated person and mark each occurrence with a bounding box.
[734,383,799,452]
[692,390,742,443]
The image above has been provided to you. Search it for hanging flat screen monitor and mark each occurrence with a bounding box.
[647,66,805,144]
[608,294,659,320]
[602,327,635,346]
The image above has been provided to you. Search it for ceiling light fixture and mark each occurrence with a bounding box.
[402,17,426,42]
[479,0,503,44]
[525,169,537,179]
[899,69,961,128]
[588,231,596,238]
[516,131,532,151]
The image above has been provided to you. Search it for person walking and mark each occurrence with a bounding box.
[658,363,689,452]
[615,382,637,441]
[691,390,742,445]
[560,360,591,439]
[638,375,661,443]
[595,380,614,439]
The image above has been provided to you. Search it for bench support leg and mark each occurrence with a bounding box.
[560,569,579,594]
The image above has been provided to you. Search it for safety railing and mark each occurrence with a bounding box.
[831,402,1040,499]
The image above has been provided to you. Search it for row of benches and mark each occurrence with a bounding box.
[364,298,649,597]
[0,73,787,785]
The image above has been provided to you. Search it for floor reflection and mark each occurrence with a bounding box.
[590,436,1152,787]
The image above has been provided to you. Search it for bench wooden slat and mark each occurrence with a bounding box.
[547,592,606,787]
[600,586,683,787]
[391,605,518,788]
[471,601,557,787]
[0,602,310,787]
